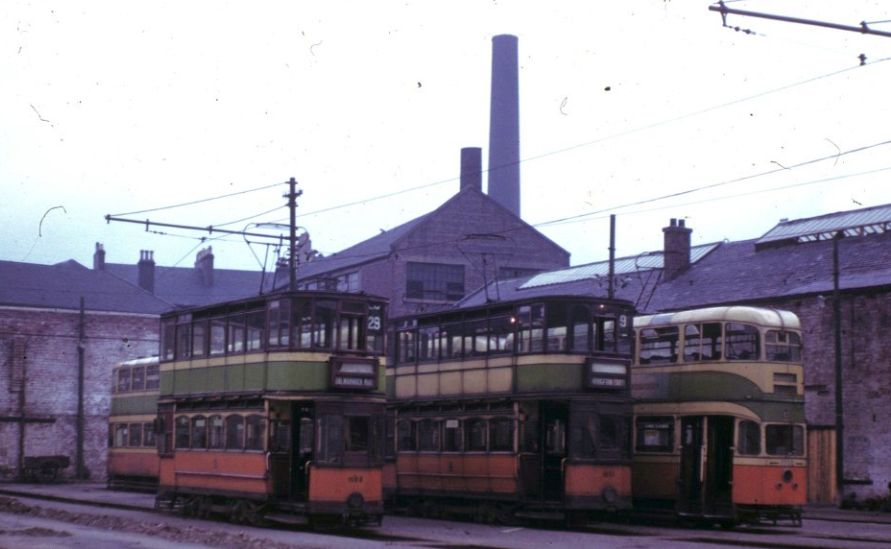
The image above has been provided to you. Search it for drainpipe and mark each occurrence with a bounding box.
[76,297,86,479]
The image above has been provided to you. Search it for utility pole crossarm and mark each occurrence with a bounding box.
[709,2,891,39]
[105,215,287,240]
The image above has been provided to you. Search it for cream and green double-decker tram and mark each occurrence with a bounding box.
[386,295,635,525]
[631,306,806,526]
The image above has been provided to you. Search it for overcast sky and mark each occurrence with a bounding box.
[2,1,890,273]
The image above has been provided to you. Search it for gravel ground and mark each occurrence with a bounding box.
[0,496,313,549]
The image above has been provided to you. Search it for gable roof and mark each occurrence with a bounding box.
[103,263,266,308]
[295,187,569,280]
[0,259,170,314]
[457,203,891,314]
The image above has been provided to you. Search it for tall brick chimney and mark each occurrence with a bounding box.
[195,246,214,287]
[487,34,520,217]
[662,218,692,281]
[93,242,105,270]
[137,250,155,293]
[460,147,482,192]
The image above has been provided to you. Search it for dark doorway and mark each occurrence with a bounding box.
[291,403,314,500]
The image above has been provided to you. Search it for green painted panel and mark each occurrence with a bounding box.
[740,401,806,423]
[385,375,396,398]
[110,394,158,416]
[206,366,225,393]
[516,363,581,393]
[226,364,245,392]
[160,372,174,396]
[266,361,328,391]
[244,362,265,391]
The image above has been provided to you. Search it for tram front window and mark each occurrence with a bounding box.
[766,424,804,456]
[347,416,370,452]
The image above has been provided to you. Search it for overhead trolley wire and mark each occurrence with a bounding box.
[110,181,286,217]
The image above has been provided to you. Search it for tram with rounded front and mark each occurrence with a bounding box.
[387,295,635,525]
[631,306,806,526]
[154,291,387,526]
[108,355,161,490]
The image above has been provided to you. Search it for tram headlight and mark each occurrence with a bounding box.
[782,469,794,483]
[601,486,618,504]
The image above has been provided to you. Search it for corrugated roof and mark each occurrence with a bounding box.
[518,243,718,290]
[758,203,891,246]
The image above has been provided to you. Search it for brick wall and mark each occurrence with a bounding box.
[0,306,157,480]
[753,290,891,499]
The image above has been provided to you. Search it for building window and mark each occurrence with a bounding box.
[406,262,464,301]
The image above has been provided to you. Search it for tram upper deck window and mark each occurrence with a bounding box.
[684,323,722,362]
[726,323,760,360]
[636,416,674,452]
[766,330,802,362]
[546,303,568,352]
[639,327,679,364]
[399,329,416,363]
[209,318,226,356]
[464,318,488,357]
[766,424,804,456]
[192,320,207,357]
[441,321,463,359]
[145,364,159,390]
[131,366,145,391]
[267,299,290,348]
[293,299,313,348]
[227,314,245,354]
[338,313,364,351]
[116,368,131,393]
[516,304,545,353]
[176,319,191,360]
[570,304,590,352]
[418,325,439,361]
[314,300,336,349]
[489,315,515,355]
[161,319,175,361]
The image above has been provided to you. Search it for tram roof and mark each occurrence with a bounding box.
[160,289,388,318]
[634,306,801,330]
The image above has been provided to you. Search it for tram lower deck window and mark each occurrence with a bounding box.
[636,416,674,452]
[766,424,804,456]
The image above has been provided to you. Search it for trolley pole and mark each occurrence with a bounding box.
[832,232,844,497]
[286,177,302,292]
[608,215,616,300]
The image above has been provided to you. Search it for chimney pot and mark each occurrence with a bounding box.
[662,218,692,281]
[93,242,106,270]
[195,246,215,287]
[137,249,155,293]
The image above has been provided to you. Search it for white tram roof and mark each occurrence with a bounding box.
[634,306,800,330]
[117,355,160,367]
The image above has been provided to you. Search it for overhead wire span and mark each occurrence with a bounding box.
[283,57,891,221]
[111,181,286,217]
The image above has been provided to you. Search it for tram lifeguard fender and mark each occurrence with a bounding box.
[308,466,382,504]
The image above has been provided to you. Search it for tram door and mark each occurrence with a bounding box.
[541,401,568,502]
[677,416,734,515]
[290,403,315,500]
